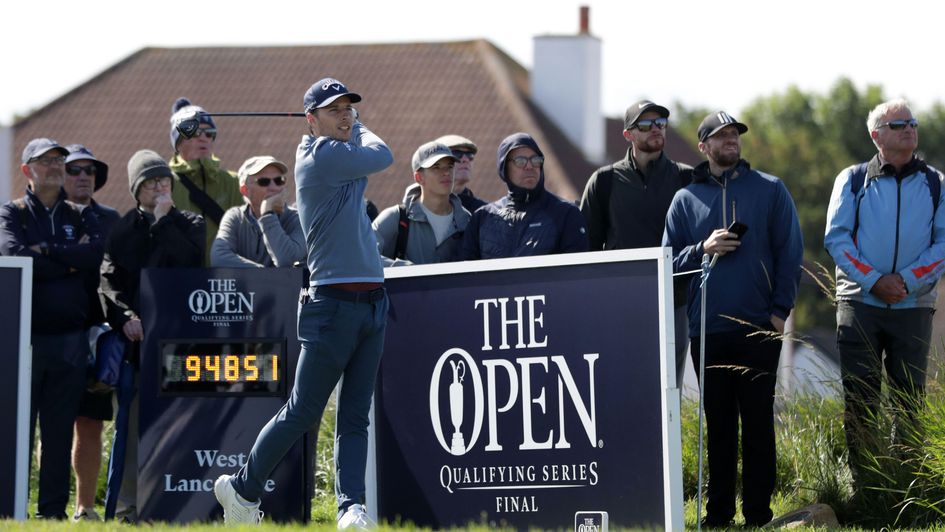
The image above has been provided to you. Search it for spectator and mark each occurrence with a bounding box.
[211,156,305,268]
[662,111,803,527]
[462,132,588,259]
[374,141,469,265]
[0,138,104,519]
[62,144,120,522]
[435,134,487,212]
[824,99,945,487]
[580,100,692,389]
[168,97,243,264]
[100,149,205,522]
[213,77,392,528]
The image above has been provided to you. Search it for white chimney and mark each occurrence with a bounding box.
[531,6,604,164]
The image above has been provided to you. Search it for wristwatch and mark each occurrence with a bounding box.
[38,242,49,256]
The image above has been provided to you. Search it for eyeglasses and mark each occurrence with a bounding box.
[451,150,476,161]
[509,155,544,168]
[30,155,66,166]
[184,127,218,140]
[66,164,96,177]
[253,176,286,187]
[634,117,668,132]
[140,177,173,191]
[878,118,919,131]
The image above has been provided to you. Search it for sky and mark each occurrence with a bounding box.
[2,0,941,127]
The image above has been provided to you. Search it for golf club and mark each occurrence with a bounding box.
[173,111,306,138]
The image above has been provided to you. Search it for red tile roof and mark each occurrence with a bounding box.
[10,41,699,215]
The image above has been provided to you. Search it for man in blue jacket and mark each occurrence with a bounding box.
[0,138,104,520]
[462,132,588,259]
[824,99,945,487]
[214,78,393,528]
[663,112,803,527]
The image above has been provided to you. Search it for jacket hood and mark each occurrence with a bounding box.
[496,132,545,203]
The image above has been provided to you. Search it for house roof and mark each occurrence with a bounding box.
[10,40,699,215]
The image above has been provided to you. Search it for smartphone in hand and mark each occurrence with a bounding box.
[727,221,748,240]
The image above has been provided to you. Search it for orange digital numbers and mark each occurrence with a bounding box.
[224,355,240,381]
[272,355,279,381]
[205,355,220,381]
[186,355,201,382]
[244,355,258,381]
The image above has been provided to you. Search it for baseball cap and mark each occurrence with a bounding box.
[64,144,109,191]
[624,100,670,130]
[435,134,478,154]
[22,138,68,164]
[237,156,290,188]
[698,111,748,142]
[411,142,457,172]
[303,78,362,112]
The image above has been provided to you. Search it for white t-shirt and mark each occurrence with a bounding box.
[420,203,454,246]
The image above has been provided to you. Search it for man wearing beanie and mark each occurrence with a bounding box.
[168,97,243,265]
[0,138,104,520]
[462,132,589,259]
[213,78,392,528]
[99,149,205,522]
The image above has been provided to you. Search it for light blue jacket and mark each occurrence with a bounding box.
[295,122,394,286]
[824,156,945,308]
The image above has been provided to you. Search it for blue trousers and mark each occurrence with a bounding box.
[234,288,388,512]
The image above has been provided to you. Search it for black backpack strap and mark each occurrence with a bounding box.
[175,171,225,224]
[921,162,941,218]
[849,163,869,240]
[394,204,409,260]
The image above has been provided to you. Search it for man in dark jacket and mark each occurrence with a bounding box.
[62,143,120,522]
[580,100,692,388]
[662,112,803,527]
[0,138,105,519]
[100,149,205,522]
[462,132,588,259]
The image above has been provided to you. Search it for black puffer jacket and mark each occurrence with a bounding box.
[462,133,588,259]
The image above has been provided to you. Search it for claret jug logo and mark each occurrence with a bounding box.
[428,295,600,457]
[188,278,254,327]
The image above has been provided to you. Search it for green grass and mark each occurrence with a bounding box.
[13,355,945,530]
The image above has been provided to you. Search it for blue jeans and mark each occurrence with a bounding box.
[233,287,388,512]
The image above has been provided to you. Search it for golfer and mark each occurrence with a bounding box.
[214,77,393,528]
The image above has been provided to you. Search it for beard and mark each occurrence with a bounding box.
[710,145,740,168]
[635,134,665,154]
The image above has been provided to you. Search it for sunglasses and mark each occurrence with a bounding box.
[509,155,544,168]
[183,127,218,140]
[66,164,96,177]
[878,118,918,131]
[254,176,286,187]
[634,117,668,132]
[451,150,475,161]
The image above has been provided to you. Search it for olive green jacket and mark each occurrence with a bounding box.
[169,154,243,265]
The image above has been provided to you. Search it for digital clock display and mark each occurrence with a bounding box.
[160,339,286,396]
